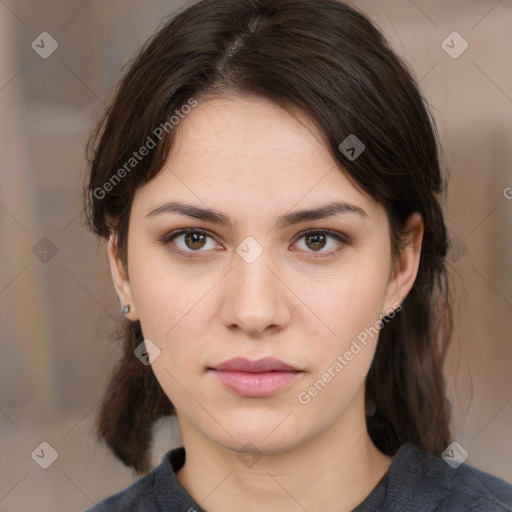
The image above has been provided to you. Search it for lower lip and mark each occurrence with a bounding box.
[209,370,302,397]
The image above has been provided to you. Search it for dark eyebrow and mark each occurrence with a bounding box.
[145,200,368,230]
[273,201,368,229]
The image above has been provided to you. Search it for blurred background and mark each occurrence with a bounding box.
[0,0,511,510]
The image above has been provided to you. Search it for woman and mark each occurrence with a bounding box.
[83,0,512,510]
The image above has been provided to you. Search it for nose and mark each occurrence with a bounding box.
[221,243,291,337]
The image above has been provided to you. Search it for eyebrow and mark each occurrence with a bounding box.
[145,200,368,230]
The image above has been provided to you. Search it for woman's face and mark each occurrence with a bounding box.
[109,96,421,455]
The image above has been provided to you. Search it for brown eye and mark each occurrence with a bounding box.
[184,232,207,250]
[304,232,328,251]
[160,228,219,257]
[293,229,346,257]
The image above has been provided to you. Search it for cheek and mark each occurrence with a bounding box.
[295,275,387,416]
[307,261,390,345]
[128,256,217,395]
[131,240,391,354]
[128,241,204,335]
[297,260,391,409]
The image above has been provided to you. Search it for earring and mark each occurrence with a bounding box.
[121,304,131,315]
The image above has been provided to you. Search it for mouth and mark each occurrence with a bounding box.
[207,357,303,398]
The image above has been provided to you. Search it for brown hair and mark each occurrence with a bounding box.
[84,0,453,474]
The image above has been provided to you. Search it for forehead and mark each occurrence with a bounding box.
[171,96,329,171]
[133,96,382,221]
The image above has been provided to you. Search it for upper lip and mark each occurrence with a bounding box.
[210,357,301,373]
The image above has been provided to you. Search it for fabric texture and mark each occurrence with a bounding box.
[85,443,512,511]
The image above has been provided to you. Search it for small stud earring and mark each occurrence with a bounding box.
[121,304,131,315]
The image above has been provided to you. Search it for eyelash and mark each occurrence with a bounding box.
[159,228,347,259]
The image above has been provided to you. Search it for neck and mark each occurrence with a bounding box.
[176,398,392,512]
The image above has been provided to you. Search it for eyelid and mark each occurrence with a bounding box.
[291,228,347,258]
[159,228,221,258]
[293,228,349,245]
[159,227,347,258]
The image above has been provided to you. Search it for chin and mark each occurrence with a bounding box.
[210,412,306,453]
[220,433,299,456]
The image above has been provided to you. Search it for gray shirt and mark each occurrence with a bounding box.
[85,443,512,511]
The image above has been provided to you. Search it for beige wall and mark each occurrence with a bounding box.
[0,1,511,510]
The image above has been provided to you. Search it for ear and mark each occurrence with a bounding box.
[107,234,139,321]
[383,212,424,315]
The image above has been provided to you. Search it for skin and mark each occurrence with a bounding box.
[108,96,424,511]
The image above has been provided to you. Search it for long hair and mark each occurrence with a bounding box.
[83,0,453,474]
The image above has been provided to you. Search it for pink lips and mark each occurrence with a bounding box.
[208,357,303,398]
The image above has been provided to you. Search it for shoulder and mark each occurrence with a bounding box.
[83,447,188,512]
[83,467,158,512]
[389,443,512,511]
